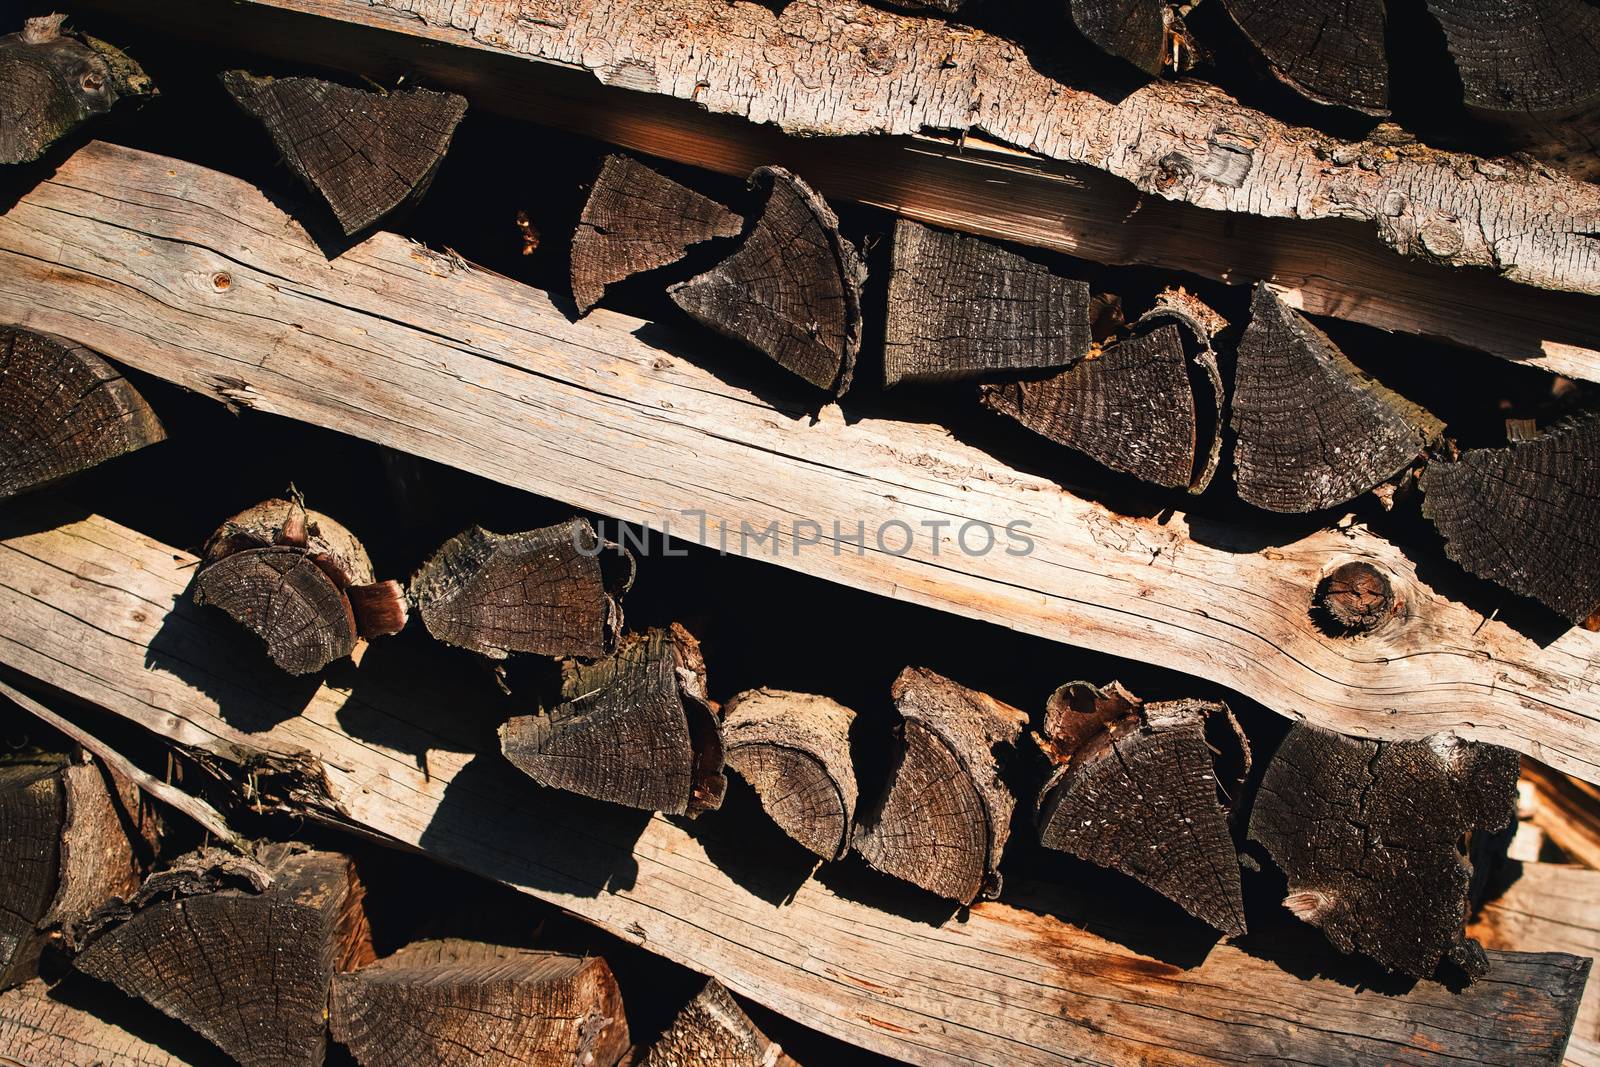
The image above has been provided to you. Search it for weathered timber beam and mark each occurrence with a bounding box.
[71,0,1600,380]
[0,505,1587,1066]
[3,142,1600,782]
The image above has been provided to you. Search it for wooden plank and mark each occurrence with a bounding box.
[0,504,1589,1066]
[74,0,1600,380]
[3,141,1599,781]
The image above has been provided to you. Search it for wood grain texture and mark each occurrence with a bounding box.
[640,979,795,1067]
[1221,0,1389,114]
[0,507,1591,1065]
[0,979,210,1067]
[3,143,1600,780]
[722,689,858,861]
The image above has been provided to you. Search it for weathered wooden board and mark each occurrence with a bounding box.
[3,142,1599,781]
[72,0,1600,379]
[0,506,1588,1066]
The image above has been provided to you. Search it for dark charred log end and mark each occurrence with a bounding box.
[348,579,410,639]
[1068,0,1171,76]
[0,25,153,164]
[723,689,859,859]
[1220,0,1390,114]
[1313,561,1396,635]
[194,546,358,675]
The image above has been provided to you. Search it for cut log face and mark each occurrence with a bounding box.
[570,154,744,316]
[220,71,467,235]
[73,848,374,1067]
[670,167,864,395]
[1221,0,1389,114]
[194,547,358,675]
[331,939,629,1067]
[1035,682,1250,937]
[1421,414,1600,627]
[722,689,858,861]
[1249,724,1519,979]
[640,979,795,1067]
[1426,0,1600,123]
[852,667,1027,904]
[0,760,66,990]
[500,624,726,816]
[1232,284,1443,513]
[0,327,166,501]
[410,520,623,661]
[1068,0,1172,76]
[0,978,210,1067]
[882,220,1091,387]
[0,15,153,165]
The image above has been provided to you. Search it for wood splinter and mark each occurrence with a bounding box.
[670,166,865,396]
[1035,681,1251,937]
[639,978,797,1067]
[221,71,467,235]
[723,689,859,861]
[331,939,630,1067]
[570,154,744,315]
[1249,724,1519,979]
[500,624,726,816]
[852,667,1026,904]
[1,327,166,502]
[194,497,407,675]
[0,15,153,165]
[410,519,627,661]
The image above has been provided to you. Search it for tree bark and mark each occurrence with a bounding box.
[639,979,796,1067]
[0,15,152,164]
[722,689,858,861]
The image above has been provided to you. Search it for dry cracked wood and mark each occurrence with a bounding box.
[410,520,623,661]
[640,979,794,1067]
[331,939,629,1067]
[0,509,1592,1065]
[73,848,374,1067]
[5,142,1600,784]
[883,220,1090,388]
[670,167,863,395]
[1250,724,1520,980]
[0,327,165,501]
[1035,682,1249,937]
[0,15,152,165]
[1221,0,1389,114]
[0,978,213,1067]
[1067,0,1178,76]
[501,625,725,816]
[571,154,743,315]
[1232,284,1443,513]
[221,71,466,235]
[1518,759,1600,869]
[722,689,858,861]
[1421,414,1600,627]
[852,668,1025,904]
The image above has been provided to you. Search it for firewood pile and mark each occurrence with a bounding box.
[0,1,1598,1064]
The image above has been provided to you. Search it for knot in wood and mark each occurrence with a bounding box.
[1153,152,1194,191]
[79,71,104,93]
[1315,561,1395,634]
[1419,218,1463,259]
[210,272,232,292]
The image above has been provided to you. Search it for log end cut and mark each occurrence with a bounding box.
[723,688,859,861]
[0,16,154,164]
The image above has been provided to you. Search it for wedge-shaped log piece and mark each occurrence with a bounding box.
[1221,0,1388,114]
[501,624,725,816]
[74,848,374,1067]
[1422,415,1600,627]
[571,155,743,316]
[852,668,1025,904]
[0,327,165,501]
[0,978,210,1067]
[410,520,623,661]
[883,220,1091,387]
[1035,682,1250,936]
[1250,724,1518,979]
[0,15,152,165]
[723,689,858,861]
[640,979,795,1067]
[670,167,864,395]
[1068,0,1175,76]
[331,939,629,1067]
[221,71,466,235]
[1232,285,1443,512]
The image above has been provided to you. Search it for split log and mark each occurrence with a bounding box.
[0,978,211,1067]
[410,520,624,661]
[501,624,726,816]
[0,327,165,501]
[722,689,858,861]
[640,979,794,1067]
[571,155,743,316]
[882,220,1091,388]
[1220,0,1389,114]
[0,510,1592,1065]
[1232,284,1443,513]
[852,668,1026,904]
[0,15,152,165]
[1249,724,1519,979]
[8,144,1600,785]
[1518,759,1600,869]
[669,167,864,395]
[331,939,629,1067]
[1421,414,1600,627]
[0,754,151,990]
[1034,682,1249,937]
[73,848,374,1067]
[1067,1,1181,76]
[220,71,467,235]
